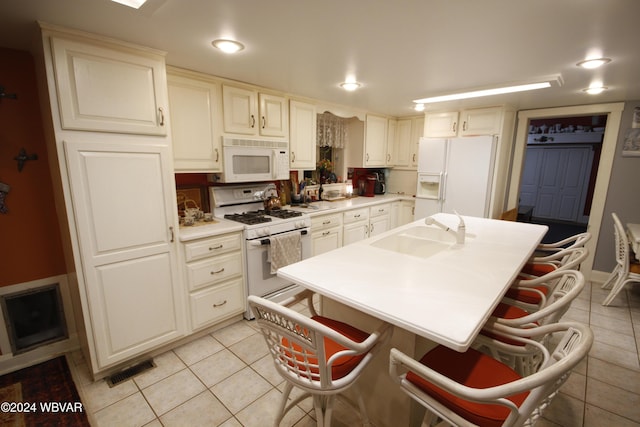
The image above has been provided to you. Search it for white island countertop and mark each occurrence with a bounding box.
[278,213,548,352]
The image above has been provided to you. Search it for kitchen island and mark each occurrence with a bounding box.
[277,213,547,426]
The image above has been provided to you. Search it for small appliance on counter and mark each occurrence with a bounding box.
[373,171,386,194]
[357,174,376,197]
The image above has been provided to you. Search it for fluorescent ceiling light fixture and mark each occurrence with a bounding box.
[212,39,245,54]
[340,81,361,91]
[111,0,147,8]
[583,86,607,95]
[413,76,562,104]
[577,57,611,69]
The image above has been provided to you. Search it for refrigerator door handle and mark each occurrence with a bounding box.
[440,172,447,201]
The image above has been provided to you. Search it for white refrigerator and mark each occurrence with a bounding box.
[415,136,496,219]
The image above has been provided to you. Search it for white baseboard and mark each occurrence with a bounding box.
[590,269,610,285]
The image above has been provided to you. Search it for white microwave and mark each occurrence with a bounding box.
[218,137,290,183]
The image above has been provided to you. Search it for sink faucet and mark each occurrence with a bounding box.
[425,212,466,244]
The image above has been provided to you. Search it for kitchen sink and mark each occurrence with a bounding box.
[370,226,457,259]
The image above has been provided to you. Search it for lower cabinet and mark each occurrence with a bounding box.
[343,208,370,246]
[369,203,391,238]
[181,232,246,330]
[311,213,343,256]
[392,200,416,227]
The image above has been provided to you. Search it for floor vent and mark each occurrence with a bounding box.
[106,359,155,387]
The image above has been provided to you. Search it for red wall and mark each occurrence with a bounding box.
[0,48,66,287]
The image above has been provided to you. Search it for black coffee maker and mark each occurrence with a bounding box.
[372,171,386,194]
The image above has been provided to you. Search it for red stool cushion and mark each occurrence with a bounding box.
[406,346,529,427]
[482,303,535,346]
[504,285,549,305]
[521,262,556,277]
[282,315,370,380]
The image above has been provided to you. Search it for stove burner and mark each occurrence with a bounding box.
[224,212,272,225]
[261,209,303,219]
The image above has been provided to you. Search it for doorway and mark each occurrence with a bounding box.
[507,103,625,278]
[519,114,607,243]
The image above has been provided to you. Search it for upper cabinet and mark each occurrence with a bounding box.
[392,116,423,169]
[364,114,389,167]
[50,36,168,136]
[424,107,502,138]
[289,100,317,170]
[222,85,288,138]
[167,72,222,172]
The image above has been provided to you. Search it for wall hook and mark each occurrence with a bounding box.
[0,85,18,100]
[14,148,37,172]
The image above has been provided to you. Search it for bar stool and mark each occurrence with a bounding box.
[478,270,584,375]
[602,212,640,306]
[389,322,593,427]
[248,290,391,427]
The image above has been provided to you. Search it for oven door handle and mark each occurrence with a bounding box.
[249,230,308,246]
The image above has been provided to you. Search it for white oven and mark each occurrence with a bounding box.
[217,137,290,183]
[245,228,311,316]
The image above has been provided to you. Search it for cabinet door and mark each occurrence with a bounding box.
[168,75,221,171]
[393,119,413,167]
[51,37,167,135]
[410,117,424,168]
[259,93,288,137]
[289,100,317,169]
[424,112,458,138]
[343,221,369,246]
[386,119,397,166]
[369,215,390,238]
[400,200,415,225]
[222,85,258,135]
[364,114,388,166]
[460,107,502,136]
[65,140,184,368]
[312,228,342,256]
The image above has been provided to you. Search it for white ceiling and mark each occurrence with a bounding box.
[1,0,639,117]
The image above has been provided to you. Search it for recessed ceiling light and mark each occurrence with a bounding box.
[340,82,361,91]
[414,103,425,112]
[211,39,245,54]
[583,86,608,95]
[576,57,611,69]
[413,76,562,104]
[111,0,148,9]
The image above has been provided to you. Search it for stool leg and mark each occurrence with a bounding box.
[274,382,293,427]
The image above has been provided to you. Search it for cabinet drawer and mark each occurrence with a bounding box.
[186,252,243,291]
[190,279,245,329]
[184,233,242,262]
[370,203,391,217]
[343,208,369,224]
[311,213,343,230]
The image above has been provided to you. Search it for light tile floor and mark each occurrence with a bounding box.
[68,282,640,427]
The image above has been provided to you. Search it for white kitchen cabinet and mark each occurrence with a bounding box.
[50,35,168,135]
[64,140,185,368]
[392,118,412,167]
[311,213,343,255]
[410,116,424,168]
[368,203,391,237]
[167,72,222,171]
[364,114,388,166]
[289,100,317,169]
[343,208,370,245]
[386,119,397,166]
[424,107,502,138]
[222,85,288,138]
[182,232,245,330]
[392,200,415,227]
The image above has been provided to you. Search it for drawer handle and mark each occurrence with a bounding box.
[213,300,227,308]
[210,268,225,275]
[322,231,330,236]
[209,245,223,251]
[322,220,331,225]
[354,214,361,218]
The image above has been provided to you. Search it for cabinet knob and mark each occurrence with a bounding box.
[210,268,225,275]
[158,107,165,126]
[462,121,467,131]
[209,245,223,251]
[250,115,256,128]
[452,122,457,133]
[213,300,227,308]
[215,148,219,162]
[291,151,295,162]
[261,116,266,129]
[169,226,174,243]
